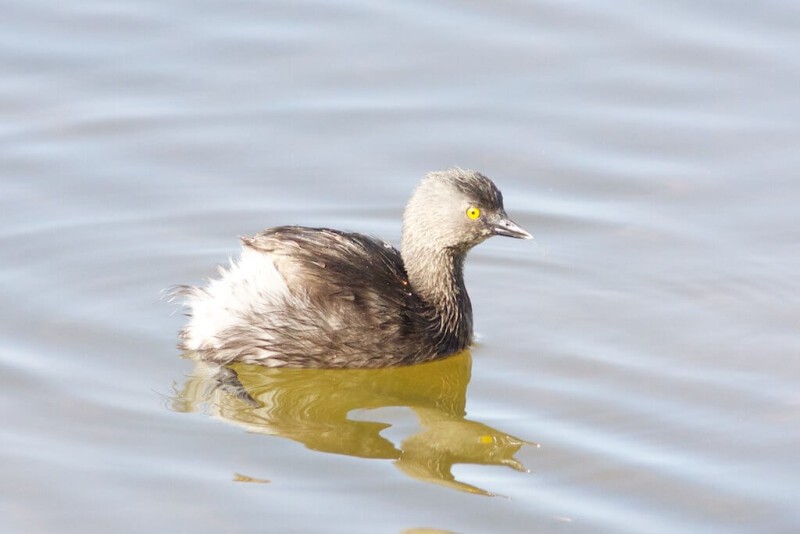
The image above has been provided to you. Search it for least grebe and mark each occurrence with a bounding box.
[173,169,531,368]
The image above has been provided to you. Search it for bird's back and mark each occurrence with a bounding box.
[178,226,439,368]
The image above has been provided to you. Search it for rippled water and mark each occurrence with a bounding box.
[2,1,799,532]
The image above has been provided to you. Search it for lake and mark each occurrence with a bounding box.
[2,1,799,532]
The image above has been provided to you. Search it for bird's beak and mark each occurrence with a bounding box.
[492,215,532,239]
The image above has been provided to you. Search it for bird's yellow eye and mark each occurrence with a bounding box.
[466,206,481,220]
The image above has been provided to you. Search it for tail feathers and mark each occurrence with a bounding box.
[162,284,199,305]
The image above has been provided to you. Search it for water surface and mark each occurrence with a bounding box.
[2,1,799,532]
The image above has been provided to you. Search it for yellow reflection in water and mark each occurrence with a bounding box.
[173,351,534,496]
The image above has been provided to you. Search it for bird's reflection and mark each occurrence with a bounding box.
[172,351,534,495]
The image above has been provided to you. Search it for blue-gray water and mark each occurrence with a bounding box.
[2,1,799,532]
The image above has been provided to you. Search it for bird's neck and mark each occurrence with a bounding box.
[401,244,473,352]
